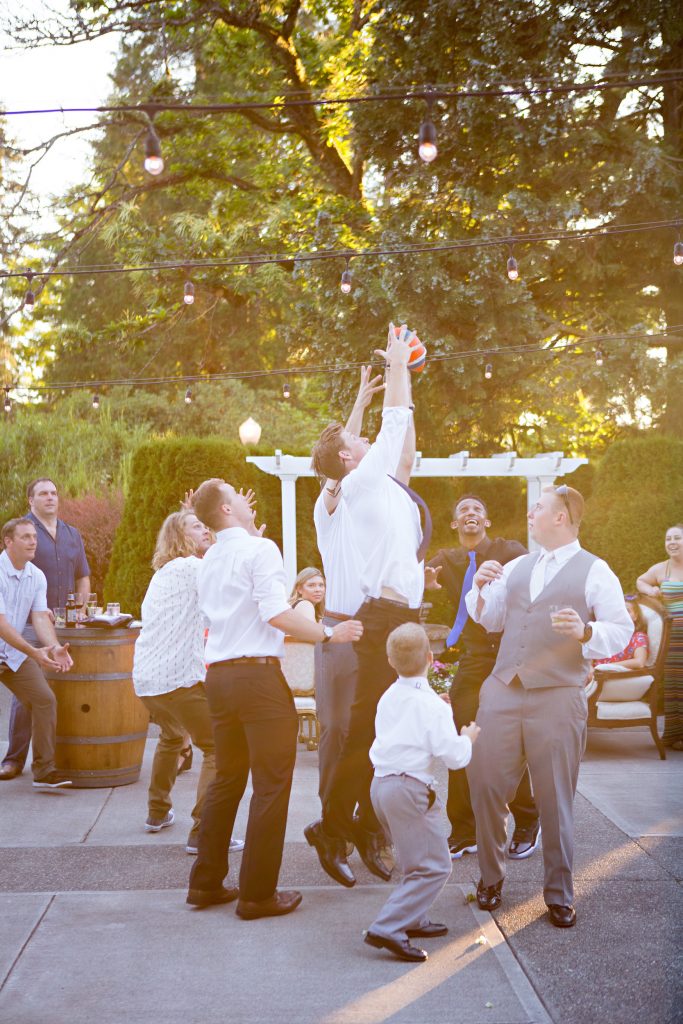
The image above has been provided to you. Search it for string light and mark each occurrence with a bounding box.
[3,388,11,414]
[674,240,683,266]
[184,386,192,404]
[283,378,291,399]
[143,125,164,176]
[484,361,493,380]
[92,392,100,410]
[507,246,519,281]
[340,257,352,294]
[24,271,35,313]
[183,278,195,305]
[595,347,604,367]
[418,86,437,163]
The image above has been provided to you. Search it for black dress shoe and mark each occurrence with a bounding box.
[304,820,356,888]
[353,825,392,881]
[236,890,302,919]
[406,922,449,938]
[364,931,427,962]
[186,885,239,908]
[508,823,541,860]
[547,904,576,928]
[476,878,503,911]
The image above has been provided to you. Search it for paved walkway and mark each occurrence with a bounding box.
[0,697,681,1024]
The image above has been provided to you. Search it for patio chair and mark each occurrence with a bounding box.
[585,597,671,759]
[282,638,319,751]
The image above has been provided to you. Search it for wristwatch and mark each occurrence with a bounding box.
[580,622,593,644]
[321,625,334,643]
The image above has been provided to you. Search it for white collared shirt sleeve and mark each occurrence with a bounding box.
[583,560,633,660]
[344,406,411,495]
[426,702,473,771]
[30,568,49,613]
[252,539,291,624]
[465,555,525,633]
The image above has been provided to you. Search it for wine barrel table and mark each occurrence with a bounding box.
[43,626,149,788]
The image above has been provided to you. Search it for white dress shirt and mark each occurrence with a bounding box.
[340,406,424,609]
[0,551,48,671]
[199,527,291,664]
[370,675,472,786]
[314,491,365,616]
[465,540,632,661]
[132,556,208,697]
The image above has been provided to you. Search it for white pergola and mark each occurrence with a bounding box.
[247,450,587,589]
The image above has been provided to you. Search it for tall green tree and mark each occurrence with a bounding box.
[5,0,682,452]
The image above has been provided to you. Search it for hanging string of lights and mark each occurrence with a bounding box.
[3,326,678,413]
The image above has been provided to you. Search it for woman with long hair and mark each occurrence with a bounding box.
[288,567,326,620]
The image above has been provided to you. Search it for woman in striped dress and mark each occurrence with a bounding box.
[637,525,683,749]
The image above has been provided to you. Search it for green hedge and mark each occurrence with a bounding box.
[104,437,324,615]
[582,435,683,589]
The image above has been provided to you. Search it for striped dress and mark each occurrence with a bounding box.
[661,579,683,746]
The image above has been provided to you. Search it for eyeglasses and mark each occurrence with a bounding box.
[554,484,574,525]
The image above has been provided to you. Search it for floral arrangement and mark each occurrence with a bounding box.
[428,659,459,695]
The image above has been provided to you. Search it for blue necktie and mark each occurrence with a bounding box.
[389,476,433,562]
[447,550,477,647]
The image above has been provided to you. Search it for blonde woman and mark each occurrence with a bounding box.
[133,511,243,854]
[288,567,326,621]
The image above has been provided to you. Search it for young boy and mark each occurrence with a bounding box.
[364,622,480,962]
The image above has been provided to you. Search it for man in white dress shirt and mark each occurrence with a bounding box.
[465,485,632,928]
[305,325,430,887]
[364,623,479,963]
[185,480,362,918]
[313,365,384,808]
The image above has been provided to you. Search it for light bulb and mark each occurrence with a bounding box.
[3,390,10,414]
[507,255,519,280]
[418,119,437,163]
[24,289,35,313]
[595,349,604,367]
[340,268,352,294]
[238,416,262,446]
[92,393,100,410]
[183,281,195,305]
[674,241,683,266]
[144,127,164,176]
[484,363,493,380]
[185,387,192,404]
[283,381,291,399]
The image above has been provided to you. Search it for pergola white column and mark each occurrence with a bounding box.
[247,449,587,589]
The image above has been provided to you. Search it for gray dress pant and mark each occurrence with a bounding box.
[369,774,452,941]
[468,676,587,906]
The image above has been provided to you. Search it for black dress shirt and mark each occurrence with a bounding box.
[428,536,527,658]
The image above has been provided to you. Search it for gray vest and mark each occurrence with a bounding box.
[493,549,597,689]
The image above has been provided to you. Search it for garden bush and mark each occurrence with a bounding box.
[59,490,125,597]
[582,435,683,589]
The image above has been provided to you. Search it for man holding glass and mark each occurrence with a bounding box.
[465,485,631,929]
[0,478,90,781]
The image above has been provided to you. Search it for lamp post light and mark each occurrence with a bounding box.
[239,416,262,446]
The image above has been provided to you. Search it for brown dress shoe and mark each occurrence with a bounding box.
[236,890,302,920]
[0,763,22,781]
[186,886,239,908]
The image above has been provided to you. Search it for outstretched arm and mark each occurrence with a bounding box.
[322,365,384,514]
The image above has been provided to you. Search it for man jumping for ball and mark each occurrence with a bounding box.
[305,324,431,888]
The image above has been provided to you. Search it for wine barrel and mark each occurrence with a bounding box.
[43,626,149,788]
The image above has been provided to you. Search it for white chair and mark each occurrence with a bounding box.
[282,639,319,751]
[587,598,671,759]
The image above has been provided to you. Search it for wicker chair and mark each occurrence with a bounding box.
[585,598,671,759]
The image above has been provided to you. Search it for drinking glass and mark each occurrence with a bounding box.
[87,593,97,614]
[54,607,66,628]
[106,602,120,617]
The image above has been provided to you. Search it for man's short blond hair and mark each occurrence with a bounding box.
[311,423,346,480]
[543,485,584,527]
[386,623,431,677]
[191,478,229,532]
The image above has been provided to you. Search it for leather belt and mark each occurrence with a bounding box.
[364,596,411,609]
[212,656,281,667]
[324,610,350,622]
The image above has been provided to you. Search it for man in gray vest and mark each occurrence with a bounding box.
[465,484,631,928]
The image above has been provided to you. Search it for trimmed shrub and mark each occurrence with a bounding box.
[59,490,125,597]
[104,437,322,615]
[582,435,683,589]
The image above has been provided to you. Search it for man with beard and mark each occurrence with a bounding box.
[426,496,540,861]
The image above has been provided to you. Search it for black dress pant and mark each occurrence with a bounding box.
[447,652,538,842]
[322,598,420,840]
[189,662,298,903]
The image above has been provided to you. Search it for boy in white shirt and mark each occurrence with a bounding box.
[364,623,480,962]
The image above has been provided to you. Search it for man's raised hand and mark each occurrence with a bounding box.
[425,565,442,590]
[354,365,385,410]
[374,322,412,367]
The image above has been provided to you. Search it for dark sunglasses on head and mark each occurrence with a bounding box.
[554,484,574,525]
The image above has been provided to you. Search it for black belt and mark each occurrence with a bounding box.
[363,596,411,609]
[211,656,281,667]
